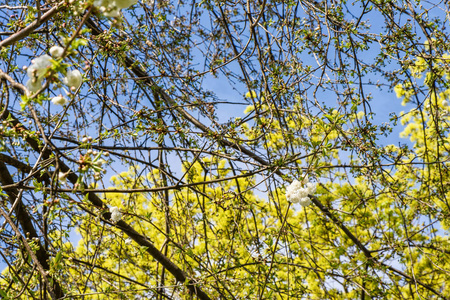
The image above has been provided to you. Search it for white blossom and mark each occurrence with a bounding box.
[26,54,52,93]
[305,182,317,194]
[51,95,68,106]
[299,197,312,207]
[442,100,448,107]
[58,171,69,185]
[49,46,64,58]
[103,6,121,18]
[26,78,44,93]
[94,0,138,17]
[115,0,138,9]
[286,178,316,207]
[27,55,52,79]
[63,69,83,90]
[110,206,122,223]
[286,180,304,203]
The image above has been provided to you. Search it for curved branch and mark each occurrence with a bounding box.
[0,1,66,48]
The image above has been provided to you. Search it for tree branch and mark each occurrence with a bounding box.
[0,161,63,298]
[0,1,66,48]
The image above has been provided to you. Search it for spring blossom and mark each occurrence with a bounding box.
[286,179,317,207]
[110,206,122,223]
[26,55,52,93]
[51,95,68,106]
[94,0,138,17]
[63,69,83,90]
[58,171,69,185]
[49,46,64,58]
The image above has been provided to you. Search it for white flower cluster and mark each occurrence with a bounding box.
[286,179,317,207]
[26,55,52,93]
[25,46,83,105]
[110,206,122,223]
[94,0,138,17]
